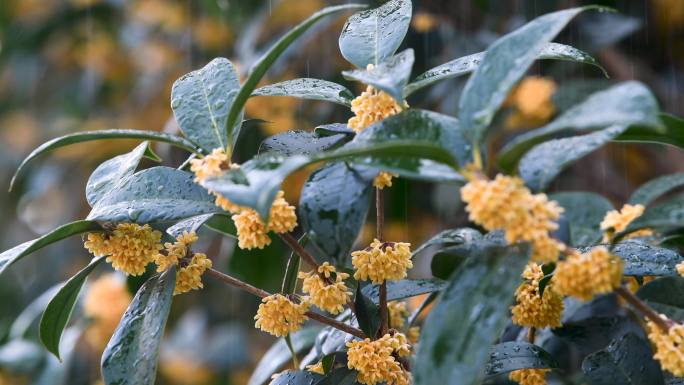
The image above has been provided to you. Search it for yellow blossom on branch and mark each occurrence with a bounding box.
[373,171,398,189]
[509,368,550,385]
[190,148,228,183]
[346,333,412,385]
[254,294,309,337]
[351,239,413,284]
[600,203,647,242]
[388,301,411,329]
[174,253,212,296]
[553,247,623,301]
[154,231,198,272]
[407,326,420,344]
[305,362,325,375]
[298,262,352,315]
[84,223,163,276]
[232,191,297,250]
[647,316,684,376]
[511,263,564,328]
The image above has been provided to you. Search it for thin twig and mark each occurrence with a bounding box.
[379,281,388,337]
[615,286,674,332]
[528,327,536,344]
[279,233,320,270]
[206,268,366,339]
[376,188,385,241]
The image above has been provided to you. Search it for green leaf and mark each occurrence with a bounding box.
[626,193,684,232]
[260,131,350,156]
[0,220,102,276]
[629,172,684,206]
[88,166,220,224]
[282,239,302,294]
[252,78,354,106]
[166,213,218,238]
[519,124,628,191]
[10,129,200,190]
[39,256,105,359]
[354,284,380,338]
[362,279,447,304]
[314,123,355,137]
[551,192,613,247]
[615,113,684,149]
[428,231,507,279]
[248,328,321,385]
[86,142,155,207]
[413,243,530,385]
[338,0,411,68]
[203,214,237,237]
[300,163,374,263]
[226,4,365,147]
[459,6,601,144]
[171,58,241,152]
[102,268,176,385]
[484,342,559,378]
[498,81,662,173]
[637,276,684,321]
[412,228,483,257]
[582,333,664,385]
[268,371,324,385]
[405,42,606,97]
[610,240,683,276]
[205,110,465,219]
[342,49,414,103]
[315,367,359,385]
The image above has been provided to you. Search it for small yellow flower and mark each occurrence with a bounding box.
[232,209,272,250]
[553,247,623,301]
[411,12,439,33]
[267,191,298,234]
[348,85,402,133]
[254,294,309,337]
[306,362,325,375]
[84,232,109,257]
[407,326,420,344]
[351,239,413,284]
[83,274,132,350]
[84,223,163,276]
[505,76,557,130]
[299,262,352,315]
[460,174,564,262]
[373,171,397,190]
[511,263,564,328]
[678,262,684,277]
[388,301,410,329]
[154,231,198,272]
[509,368,550,385]
[346,333,412,385]
[174,253,212,295]
[214,193,242,214]
[190,148,229,183]
[601,204,646,241]
[647,316,684,376]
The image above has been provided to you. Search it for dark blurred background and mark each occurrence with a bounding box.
[0,0,682,384]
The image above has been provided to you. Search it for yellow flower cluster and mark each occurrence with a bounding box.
[373,171,397,189]
[83,274,132,350]
[174,253,212,296]
[351,239,413,284]
[299,262,352,315]
[305,362,325,375]
[190,148,243,214]
[84,223,163,276]
[553,247,623,301]
[600,204,647,242]
[460,174,565,262]
[508,368,550,385]
[154,231,198,272]
[677,262,684,278]
[232,191,298,249]
[388,301,410,329]
[254,294,309,337]
[511,263,564,328]
[346,333,411,385]
[408,326,420,344]
[647,317,684,376]
[505,76,557,130]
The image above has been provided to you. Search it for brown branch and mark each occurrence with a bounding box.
[206,268,366,339]
[376,188,385,241]
[279,233,320,270]
[615,286,674,332]
[527,327,536,344]
[379,281,389,337]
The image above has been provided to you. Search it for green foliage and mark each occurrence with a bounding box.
[582,333,664,385]
[252,78,354,106]
[484,342,559,378]
[342,49,415,103]
[637,277,684,321]
[551,192,614,247]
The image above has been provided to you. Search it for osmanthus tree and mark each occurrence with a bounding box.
[3,1,684,385]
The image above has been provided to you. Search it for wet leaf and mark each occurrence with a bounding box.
[252,78,354,106]
[355,284,380,338]
[550,192,614,247]
[616,113,684,149]
[338,0,411,68]
[413,243,530,385]
[637,276,684,321]
[248,327,321,385]
[268,370,324,385]
[610,240,683,276]
[314,123,355,137]
[282,237,303,294]
[0,220,103,276]
[412,228,483,256]
[626,193,684,232]
[520,125,628,191]
[484,342,559,378]
[459,6,602,144]
[39,256,105,359]
[362,279,447,304]
[102,268,176,385]
[166,213,217,238]
[88,166,220,224]
[429,231,507,279]
[315,367,360,385]
[629,172,684,206]
[342,49,414,103]
[405,42,605,97]
[260,131,350,157]
[582,333,664,385]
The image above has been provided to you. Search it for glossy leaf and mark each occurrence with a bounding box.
[40,256,105,359]
[248,327,321,385]
[355,284,380,338]
[629,172,684,206]
[626,193,684,232]
[314,123,355,137]
[299,163,374,263]
[413,243,530,385]
[315,367,359,385]
[484,342,559,378]
[342,49,414,103]
[610,240,683,276]
[166,213,217,238]
[615,113,684,149]
[412,227,483,256]
[102,268,176,385]
[0,220,102,276]
[551,192,613,247]
[499,81,662,172]
[459,6,600,144]
[429,231,508,279]
[582,333,664,385]
[338,0,411,68]
[405,42,605,97]
[88,167,219,224]
[252,78,354,106]
[519,125,628,191]
[282,237,303,294]
[171,58,240,152]
[268,370,323,385]
[260,131,349,157]
[637,276,684,321]
[226,4,365,146]
[362,279,447,304]
[10,129,199,190]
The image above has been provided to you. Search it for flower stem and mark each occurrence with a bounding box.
[527,327,536,343]
[279,233,320,270]
[376,188,385,241]
[379,280,388,337]
[206,268,366,339]
[615,286,674,332]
